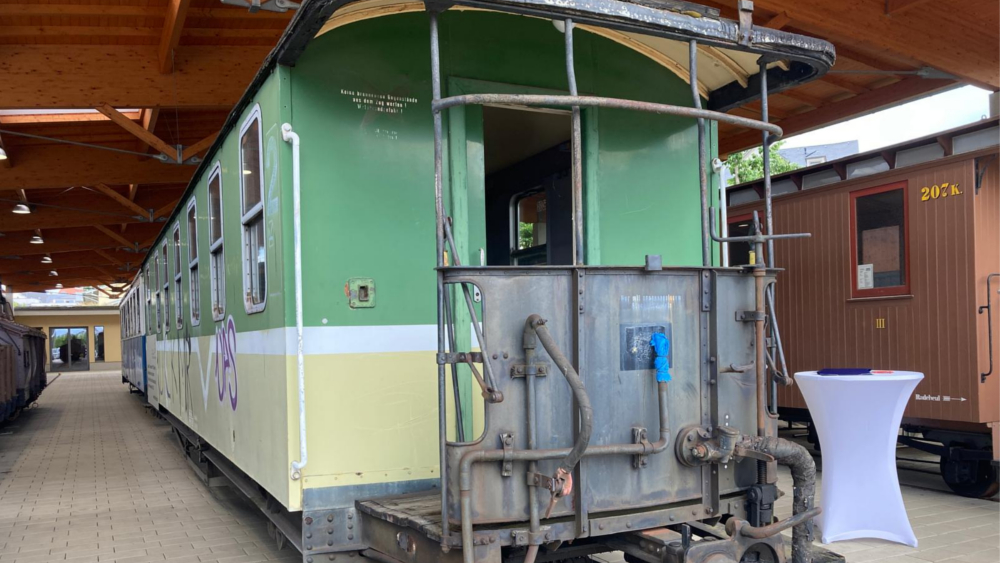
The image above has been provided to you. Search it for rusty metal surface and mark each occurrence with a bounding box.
[433,95,783,138]
[730,151,1000,425]
[441,267,765,525]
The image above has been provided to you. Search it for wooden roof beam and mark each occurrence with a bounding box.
[159,0,193,74]
[95,104,178,160]
[720,77,955,156]
[885,0,932,16]
[0,206,150,232]
[761,11,791,29]
[92,183,151,218]
[181,131,219,162]
[154,199,182,220]
[94,225,139,250]
[1,45,270,109]
[93,249,126,267]
[0,144,193,190]
[726,0,998,89]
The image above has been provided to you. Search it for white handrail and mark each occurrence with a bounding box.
[282,122,307,480]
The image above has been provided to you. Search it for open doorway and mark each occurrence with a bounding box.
[483,106,573,265]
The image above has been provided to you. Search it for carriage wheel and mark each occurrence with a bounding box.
[940,446,999,498]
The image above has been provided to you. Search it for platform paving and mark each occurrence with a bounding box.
[1,371,997,563]
[0,370,299,563]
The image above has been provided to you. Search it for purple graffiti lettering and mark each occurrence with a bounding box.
[214,315,239,411]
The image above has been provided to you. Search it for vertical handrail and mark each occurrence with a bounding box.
[428,9,450,552]
[282,123,308,480]
[690,40,710,267]
[759,59,782,416]
[980,273,999,383]
[564,19,585,266]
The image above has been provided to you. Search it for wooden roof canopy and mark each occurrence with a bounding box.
[0,0,996,294]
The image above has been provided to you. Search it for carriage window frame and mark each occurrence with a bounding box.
[161,242,170,334]
[238,105,267,315]
[208,162,226,322]
[145,266,153,333]
[187,199,201,326]
[849,181,910,299]
[173,223,183,330]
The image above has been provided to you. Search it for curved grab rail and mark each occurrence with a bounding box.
[433,94,783,140]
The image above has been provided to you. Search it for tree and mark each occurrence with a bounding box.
[726,141,799,186]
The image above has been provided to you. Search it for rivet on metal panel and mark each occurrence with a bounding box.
[500,432,514,477]
[701,271,712,312]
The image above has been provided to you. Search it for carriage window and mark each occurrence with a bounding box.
[239,106,266,313]
[209,164,226,321]
[851,182,909,298]
[188,201,201,326]
[145,267,153,333]
[173,224,183,329]
[161,243,170,333]
[513,191,547,266]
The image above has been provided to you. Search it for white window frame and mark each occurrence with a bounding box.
[238,104,267,314]
[145,266,153,333]
[208,162,226,322]
[161,242,170,334]
[173,223,183,330]
[187,199,201,327]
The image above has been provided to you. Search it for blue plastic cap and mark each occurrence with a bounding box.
[649,332,671,382]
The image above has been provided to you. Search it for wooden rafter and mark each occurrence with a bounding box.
[1,144,193,190]
[93,225,137,249]
[762,11,791,29]
[821,75,872,95]
[720,77,954,156]
[92,184,150,218]
[0,45,268,109]
[154,199,181,220]
[135,108,161,158]
[885,0,932,16]
[93,249,125,267]
[95,104,177,159]
[733,0,997,89]
[777,88,827,109]
[181,132,220,162]
[159,0,193,74]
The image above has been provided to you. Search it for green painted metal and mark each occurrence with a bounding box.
[146,10,720,338]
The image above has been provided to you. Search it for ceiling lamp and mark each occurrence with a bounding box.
[41,255,52,264]
[49,270,58,276]
[12,203,30,215]
[30,235,44,244]
[55,283,63,289]
[0,147,7,161]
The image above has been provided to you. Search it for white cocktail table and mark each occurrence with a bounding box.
[795,370,924,547]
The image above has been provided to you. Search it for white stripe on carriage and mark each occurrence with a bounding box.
[154,323,486,356]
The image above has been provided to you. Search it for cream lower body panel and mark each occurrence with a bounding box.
[153,325,462,512]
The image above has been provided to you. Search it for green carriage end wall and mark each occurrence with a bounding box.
[287,10,719,330]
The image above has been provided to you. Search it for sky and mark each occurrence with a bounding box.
[781,85,995,152]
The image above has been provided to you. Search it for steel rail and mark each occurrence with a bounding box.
[432,95,783,137]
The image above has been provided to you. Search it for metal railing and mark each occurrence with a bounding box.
[426,7,806,553]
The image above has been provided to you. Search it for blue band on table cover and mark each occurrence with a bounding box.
[649,333,671,382]
[817,368,877,376]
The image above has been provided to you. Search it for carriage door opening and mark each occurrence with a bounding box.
[483,106,573,265]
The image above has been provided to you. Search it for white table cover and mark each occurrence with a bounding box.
[795,370,924,546]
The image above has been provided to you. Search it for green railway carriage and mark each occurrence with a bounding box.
[129,1,836,562]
